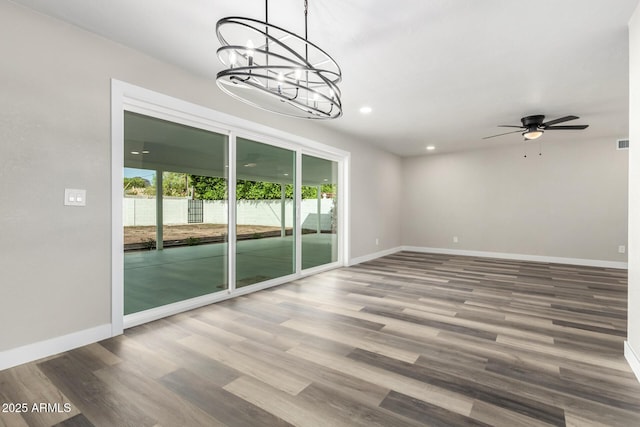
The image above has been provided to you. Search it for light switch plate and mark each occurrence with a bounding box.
[64,188,86,207]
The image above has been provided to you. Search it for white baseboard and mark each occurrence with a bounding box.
[0,324,112,371]
[348,247,402,266]
[625,341,640,383]
[401,246,628,269]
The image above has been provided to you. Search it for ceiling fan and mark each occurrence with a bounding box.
[483,115,589,140]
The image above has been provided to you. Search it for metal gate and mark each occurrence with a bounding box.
[188,199,203,223]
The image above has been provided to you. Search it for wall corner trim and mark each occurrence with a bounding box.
[625,341,640,383]
[401,246,628,270]
[348,247,403,266]
[0,324,112,371]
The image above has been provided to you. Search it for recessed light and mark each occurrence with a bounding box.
[359,106,372,114]
[426,146,436,151]
[283,173,289,176]
[142,150,150,154]
[323,178,328,181]
[244,163,257,168]
[130,151,140,155]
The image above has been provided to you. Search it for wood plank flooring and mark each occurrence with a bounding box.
[2,252,640,426]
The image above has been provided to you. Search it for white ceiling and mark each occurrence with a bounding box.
[11,0,639,156]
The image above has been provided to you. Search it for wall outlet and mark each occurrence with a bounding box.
[618,245,626,254]
[453,236,459,243]
[375,238,379,246]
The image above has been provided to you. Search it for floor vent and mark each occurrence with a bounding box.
[617,139,629,150]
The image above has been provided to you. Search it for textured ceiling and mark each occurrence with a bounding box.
[11,0,639,156]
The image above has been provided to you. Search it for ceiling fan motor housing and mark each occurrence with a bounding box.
[521,115,545,127]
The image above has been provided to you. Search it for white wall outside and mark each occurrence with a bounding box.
[123,197,334,230]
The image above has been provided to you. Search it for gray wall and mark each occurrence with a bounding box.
[401,138,628,262]
[0,1,402,351]
[628,3,640,362]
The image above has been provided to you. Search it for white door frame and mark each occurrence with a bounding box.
[111,79,350,335]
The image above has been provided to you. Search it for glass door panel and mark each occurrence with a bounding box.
[301,154,338,269]
[236,137,295,287]
[123,111,228,314]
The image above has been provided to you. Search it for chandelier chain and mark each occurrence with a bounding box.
[304,0,309,41]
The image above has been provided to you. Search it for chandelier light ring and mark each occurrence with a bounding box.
[217,66,341,119]
[216,62,342,100]
[216,17,342,86]
[216,44,342,90]
[218,72,338,118]
[215,1,343,120]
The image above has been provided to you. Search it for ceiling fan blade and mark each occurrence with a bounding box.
[541,115,579,127]
[545,125,589,130]
[497,125,524,128]
[482,129,523,140]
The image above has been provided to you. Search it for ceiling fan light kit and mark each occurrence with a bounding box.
[215,0,342,119]
[483,114,589,141]
[523,129,543,140]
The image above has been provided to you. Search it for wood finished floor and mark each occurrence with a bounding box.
[2,252,640,427]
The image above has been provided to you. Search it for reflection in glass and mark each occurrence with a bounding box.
[123,112,228,314]
[236,138,296,287]
[301,155,338,269]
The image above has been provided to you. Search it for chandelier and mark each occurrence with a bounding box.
[215,0,343,119]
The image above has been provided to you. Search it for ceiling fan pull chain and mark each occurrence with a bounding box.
[539,140,543,156]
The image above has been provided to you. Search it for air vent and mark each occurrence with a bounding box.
[617,139,629,150]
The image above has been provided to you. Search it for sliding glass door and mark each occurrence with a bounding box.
[123,112,228,315]
[301,154,339,270]
[119,108,343,323]
[235,137,296,287]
